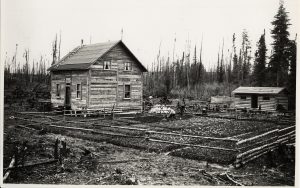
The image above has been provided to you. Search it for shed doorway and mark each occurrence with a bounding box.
[65,86,71,109]
[251,95,258,108]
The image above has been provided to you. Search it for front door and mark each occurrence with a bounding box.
[251,95,258,108]
[65,86,71,109]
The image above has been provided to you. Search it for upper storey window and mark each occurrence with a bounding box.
[103,61,111,70]
[124,62,132,71]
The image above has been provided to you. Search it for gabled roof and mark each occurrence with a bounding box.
[48,40,147,72]
[232,87,286,95]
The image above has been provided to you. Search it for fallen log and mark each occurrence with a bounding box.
[16,124,37,131]
[4,159,58,171]
[225,172,244,186]
[164,146,191,155]
[98,158,149,164]
[148,138,237,151]
[3,155,16,182]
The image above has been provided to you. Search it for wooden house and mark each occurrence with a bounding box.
[232,87,288,111]
[48,40,147,112]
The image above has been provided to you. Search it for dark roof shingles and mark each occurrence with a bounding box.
[48,40,147,72]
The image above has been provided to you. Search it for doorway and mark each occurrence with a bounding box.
[251,95,258,108]
[65,85,71,109]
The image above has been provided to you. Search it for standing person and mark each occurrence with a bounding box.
[179,97,186,117]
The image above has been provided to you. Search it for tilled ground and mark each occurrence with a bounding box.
[4,123,232,185]
[3,110,295,185]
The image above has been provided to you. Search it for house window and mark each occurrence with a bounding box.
[263,96,270,100]
[76,84,82,99]
[56,84,60,97]
[103,61,111,70]
[124,85,131,99]
[240,96,247,100]
[124,62,131,71]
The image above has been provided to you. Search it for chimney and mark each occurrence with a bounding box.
[81,39,84,47]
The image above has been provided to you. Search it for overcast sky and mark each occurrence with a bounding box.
[1,0,299,70]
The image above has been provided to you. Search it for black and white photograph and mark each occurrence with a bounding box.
[1,0,298,186]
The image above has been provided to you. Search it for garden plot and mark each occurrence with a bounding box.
[6,112,292,165]
[3,110,295,185]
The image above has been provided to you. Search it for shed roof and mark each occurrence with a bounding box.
[232,87,286,95]
[48,40,147,72]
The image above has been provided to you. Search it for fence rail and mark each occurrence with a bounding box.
[234,125,295,168]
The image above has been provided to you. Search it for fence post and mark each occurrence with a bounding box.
[54,138,59,159]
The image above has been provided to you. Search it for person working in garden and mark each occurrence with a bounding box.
[178,97,186,118]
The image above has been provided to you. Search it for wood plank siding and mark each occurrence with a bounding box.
[51,71,88,109]
[88,43,143,111]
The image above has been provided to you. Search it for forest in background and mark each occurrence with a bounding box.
[3,2,297,109]
[143,2,296,107]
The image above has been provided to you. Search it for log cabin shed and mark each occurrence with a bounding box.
[48,40,147,112]
[232,87,289,111]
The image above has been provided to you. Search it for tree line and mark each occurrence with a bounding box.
[143,1,297,105]
[3,1,297,109]
[4,32,61,89]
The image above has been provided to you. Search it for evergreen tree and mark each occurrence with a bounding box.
[288,35,297,109]
[253,30,267,86]
[268,1,290,86]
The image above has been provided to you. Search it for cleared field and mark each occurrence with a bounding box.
[3,110,295,185]
[5,111,293,164]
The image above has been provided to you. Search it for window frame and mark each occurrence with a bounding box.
[103,61,111,70]
[76,83,82,100]
[263,96,270,100]
[124,62,132,71]
[56,84,60,97]
[124,84,131,99]
[240,95,247,100]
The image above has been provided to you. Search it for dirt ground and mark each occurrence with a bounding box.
[3,109,295,185]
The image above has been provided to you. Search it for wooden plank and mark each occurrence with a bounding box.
[3,155,16,182]
[148,131,238,142]
[236,129,279,145]
[4,159,59,171]
[278,130,295,140]
[236,141,279,159]
[148,139,237,151]
[278,125,295,133]
[237,135,278,152]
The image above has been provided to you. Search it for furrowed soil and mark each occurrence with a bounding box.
[3,109,295,185]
